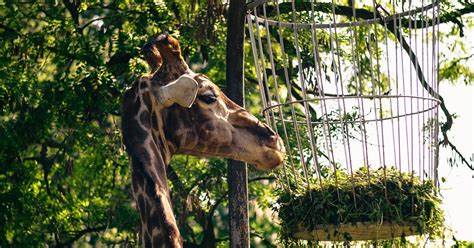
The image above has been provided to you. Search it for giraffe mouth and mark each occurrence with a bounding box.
[254,150,284,171]
[253,136,285,171]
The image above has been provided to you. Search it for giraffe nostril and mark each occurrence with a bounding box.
[264,124,276,136]
[259,122,277,138]
[254,124,274,140]
[265,135,281,150]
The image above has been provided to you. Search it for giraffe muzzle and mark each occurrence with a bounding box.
[254,134,285,171]
[265,135,285,152]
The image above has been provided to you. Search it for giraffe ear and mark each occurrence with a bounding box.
[155,75,198,108]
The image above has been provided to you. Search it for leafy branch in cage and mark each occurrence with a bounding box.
[273,167,445,244]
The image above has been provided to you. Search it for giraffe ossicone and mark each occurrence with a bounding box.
[154,75,198,108]
[122,33,285,247]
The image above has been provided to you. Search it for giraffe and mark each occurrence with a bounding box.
[121,33,285,247]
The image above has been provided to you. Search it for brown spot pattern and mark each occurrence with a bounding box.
[144,233,152,248]
[140,110,151,129]
[142,92,152,108]
[138,194,146,222]
[151,112,159,130]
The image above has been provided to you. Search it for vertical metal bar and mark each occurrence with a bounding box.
[290,2,317,192]
[226,1,249,247]
[274,1,306,184]
[433,0,440,186]
[261,6,293,189]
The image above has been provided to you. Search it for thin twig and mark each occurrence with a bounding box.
[439,139,474,170]
[55,226,106,247]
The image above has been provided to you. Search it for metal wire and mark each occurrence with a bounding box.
[246,0,440,231]
[249,2,438,29]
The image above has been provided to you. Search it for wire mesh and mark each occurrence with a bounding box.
[246,0,441,241]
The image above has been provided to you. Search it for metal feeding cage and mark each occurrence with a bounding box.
[246,0,442,242]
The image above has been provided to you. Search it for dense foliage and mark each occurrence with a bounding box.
[0,0,472,247]
[276,167,445,243]
[0,1,235,246]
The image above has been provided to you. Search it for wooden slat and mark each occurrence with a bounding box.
[293,222,419,241]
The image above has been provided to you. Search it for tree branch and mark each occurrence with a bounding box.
[77,16,107,34]
[440,140,474,170]
[55,225,106,247]
[259,2,474,30]
[249,176,275,182]
[441,54,474,75]
[62,0,80,25]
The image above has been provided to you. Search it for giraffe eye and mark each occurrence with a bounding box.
[197,93,217,104]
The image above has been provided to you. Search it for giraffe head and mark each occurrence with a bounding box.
[143,33,285,170]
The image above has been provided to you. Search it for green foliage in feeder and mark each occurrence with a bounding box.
[274,167,445,242]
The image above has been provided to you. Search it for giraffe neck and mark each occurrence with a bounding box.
[131,157,179,247]
[122,78,181,247]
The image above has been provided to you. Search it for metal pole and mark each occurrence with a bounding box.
[226,1,249,247]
